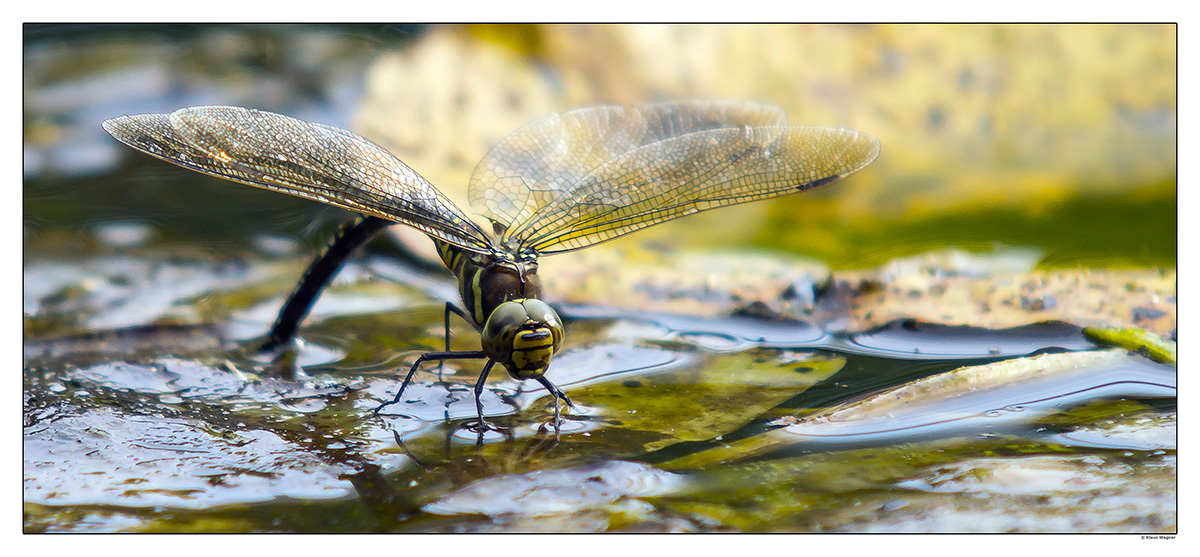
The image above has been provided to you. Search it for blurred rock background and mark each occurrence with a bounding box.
[25,23,1176,270]
[353,24,1176,268]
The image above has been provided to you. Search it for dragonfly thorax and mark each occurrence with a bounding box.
[434,239,544,329]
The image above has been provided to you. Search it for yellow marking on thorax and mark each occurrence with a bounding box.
[470,268,485,325]
[436,242,460,270]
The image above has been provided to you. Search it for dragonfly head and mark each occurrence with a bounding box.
[481,299,564,380]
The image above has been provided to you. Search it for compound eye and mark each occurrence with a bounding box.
[481,301,529,364]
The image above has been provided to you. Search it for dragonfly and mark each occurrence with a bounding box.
[102,100,880,432]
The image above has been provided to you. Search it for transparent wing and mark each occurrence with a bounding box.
[508,124,880,254]
[102,106,494,253]
[467,100,788,232]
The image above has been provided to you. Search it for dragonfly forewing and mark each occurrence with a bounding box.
[468,100,791,234]
[509,124,880,254]
[103,106,494,254]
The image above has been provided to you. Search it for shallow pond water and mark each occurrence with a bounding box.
[22,250,1177,532]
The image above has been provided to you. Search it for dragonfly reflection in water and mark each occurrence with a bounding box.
[102,100,880,432]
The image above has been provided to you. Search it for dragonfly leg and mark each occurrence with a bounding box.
[469,360,498,432]
[534,375,572,433]
[261,216,392,353]
[375,350,487,415]
[439,302,473,377]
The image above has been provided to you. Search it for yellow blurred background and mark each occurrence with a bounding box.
[356,24,1176,269]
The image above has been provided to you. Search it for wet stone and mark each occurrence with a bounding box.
[423,460,684,517]
[23,406,355,509]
